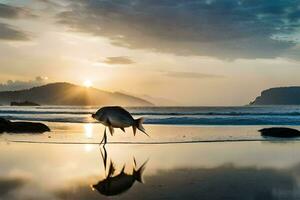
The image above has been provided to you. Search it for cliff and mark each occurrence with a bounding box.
[251,87,300,105]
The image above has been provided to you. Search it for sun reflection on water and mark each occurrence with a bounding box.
[84,123,93,139]
[84,144,94,152]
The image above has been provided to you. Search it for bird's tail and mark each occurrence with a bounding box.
[133,117,148,136]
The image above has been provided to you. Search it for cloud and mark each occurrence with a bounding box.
[0,23,30,41]
[164,71,223,79]
[0,76,48,91]
[56,0,300,60]
[0,3,36,19]
[0,3,34,41]
[103,56,135,65]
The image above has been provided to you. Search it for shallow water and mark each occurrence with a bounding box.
[1,124,300,199]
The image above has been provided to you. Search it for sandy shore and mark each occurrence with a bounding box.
[0,123,300,199]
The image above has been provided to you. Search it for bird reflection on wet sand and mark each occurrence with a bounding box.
[92,146,148,196]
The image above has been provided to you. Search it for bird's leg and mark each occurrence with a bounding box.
[100,145,108,170]
[99,128,104,145]
[103,128,107,147]
[99,127,107,146]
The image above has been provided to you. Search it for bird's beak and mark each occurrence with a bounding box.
[92,114,95,119]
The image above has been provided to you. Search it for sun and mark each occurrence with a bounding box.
[83,80,93,88]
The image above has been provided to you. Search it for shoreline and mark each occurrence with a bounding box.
[2,123,300,145]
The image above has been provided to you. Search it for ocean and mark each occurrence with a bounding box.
[1,105,300,125]
[2,106,300,199]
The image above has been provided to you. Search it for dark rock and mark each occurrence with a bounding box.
[0,118,50,133]
[0,117,10,123]
[259,127,300,138]
[10,101,40,106]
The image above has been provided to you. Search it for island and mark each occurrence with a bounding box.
[250,87,300,105]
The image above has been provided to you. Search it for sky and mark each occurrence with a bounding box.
[0,0,300,105]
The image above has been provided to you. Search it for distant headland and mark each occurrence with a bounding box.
[0,82,153,106]
[251,87,300,105]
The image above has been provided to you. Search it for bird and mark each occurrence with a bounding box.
[92,106,148,145]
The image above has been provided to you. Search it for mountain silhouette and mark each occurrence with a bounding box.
[0,82,153,106]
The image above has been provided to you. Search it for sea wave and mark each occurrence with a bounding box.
[0,110,92,115]
[1,106,300,125]
[3,110,300,116]
[2,115,300,125]
[145,117,300,125]
[132,111,300,116]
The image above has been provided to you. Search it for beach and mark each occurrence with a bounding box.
[1,122,300,200]
[2,0,300,198]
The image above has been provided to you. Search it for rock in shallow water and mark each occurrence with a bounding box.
[259,127,300,138]
[0,118,50,133]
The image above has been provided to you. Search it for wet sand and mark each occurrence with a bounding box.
[0,124,300,199]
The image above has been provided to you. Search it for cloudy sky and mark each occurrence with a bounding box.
[0,0,300,105]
